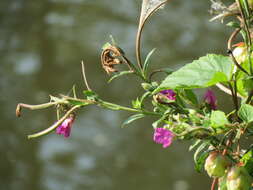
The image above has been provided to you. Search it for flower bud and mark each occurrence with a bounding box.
[233,44,247,64]
[204,152,229,177]
[226,166,252,190]
[141,83,153,91]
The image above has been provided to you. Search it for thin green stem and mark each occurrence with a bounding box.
[28,105,81,139]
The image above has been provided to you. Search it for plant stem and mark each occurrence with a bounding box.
[27,105,81,139]
[228,82,239,112]
[100,101,160,116]
[211,178,218,190]
[136,1,169,70]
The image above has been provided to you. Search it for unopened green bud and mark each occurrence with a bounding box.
[141,83,153,91]
[227,166,252,190]
[205,152,229,177]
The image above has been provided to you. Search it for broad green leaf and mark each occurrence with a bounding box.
[238,104,253,123]
[108,71,134,83]
[240,147,253,176]
[143,48,156,76]
[155,54,233,92]
[210,110,229,128]
[122,114,146,127]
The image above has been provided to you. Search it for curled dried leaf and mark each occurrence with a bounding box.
[101,44,125,74]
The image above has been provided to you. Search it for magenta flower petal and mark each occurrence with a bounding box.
[55,117,74,138]
[160,89,176,101]
[203,90,217,110]
[153,127,174,148]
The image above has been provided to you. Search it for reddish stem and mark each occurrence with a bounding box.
[211,178,218,190]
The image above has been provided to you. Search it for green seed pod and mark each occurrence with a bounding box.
[226,166,252,190]
[249,0,253,9]
[204,152,229,177]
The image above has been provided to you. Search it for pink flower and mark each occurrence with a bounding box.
[203,90,217,110]
[153,127,174,148]
[56,116,75,138]
[160,89,176,101]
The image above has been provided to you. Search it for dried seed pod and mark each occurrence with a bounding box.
[101,44,124,74]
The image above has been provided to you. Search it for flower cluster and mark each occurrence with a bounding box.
[153,127,174,148]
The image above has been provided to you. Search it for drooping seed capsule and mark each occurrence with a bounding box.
[204,152,229,177]
[226,166,252,190]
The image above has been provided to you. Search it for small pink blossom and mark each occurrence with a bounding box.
[56,116,75,138]
[203,90,217,110]
[160,89,176,101]
[153,127,174,148]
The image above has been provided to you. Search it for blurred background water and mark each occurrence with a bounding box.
[0,0,233,190]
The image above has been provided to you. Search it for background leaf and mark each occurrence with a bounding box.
[155,54,233,92]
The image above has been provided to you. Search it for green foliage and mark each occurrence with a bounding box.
[210,110,229,128]
[121,114,146,127]
[193,141,210,172]
[108,71,134,83]
[240,147,253,176]
[238,104,253,123]
[143,48,156,78]
[155,54,233,92]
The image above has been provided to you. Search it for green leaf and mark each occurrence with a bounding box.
[238,104,253,123]
[240,147,253,176]
[210,110,229,128]
[154,54,233,92]
[102,42,111,50]
[189,139,202,151]
[108,71,133,83]
[67,99,90,106]
[226,21,240,28]
[194,141,209,172]
[143,48,156,76]
[195,151,209,173]
[122,114,146,127]
[83,90,99,101]
[182,89,198,106]
[132,98,142,109]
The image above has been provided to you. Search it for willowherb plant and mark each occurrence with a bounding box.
[16,0,253,189]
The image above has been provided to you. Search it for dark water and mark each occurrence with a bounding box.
[0,0,232,190]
